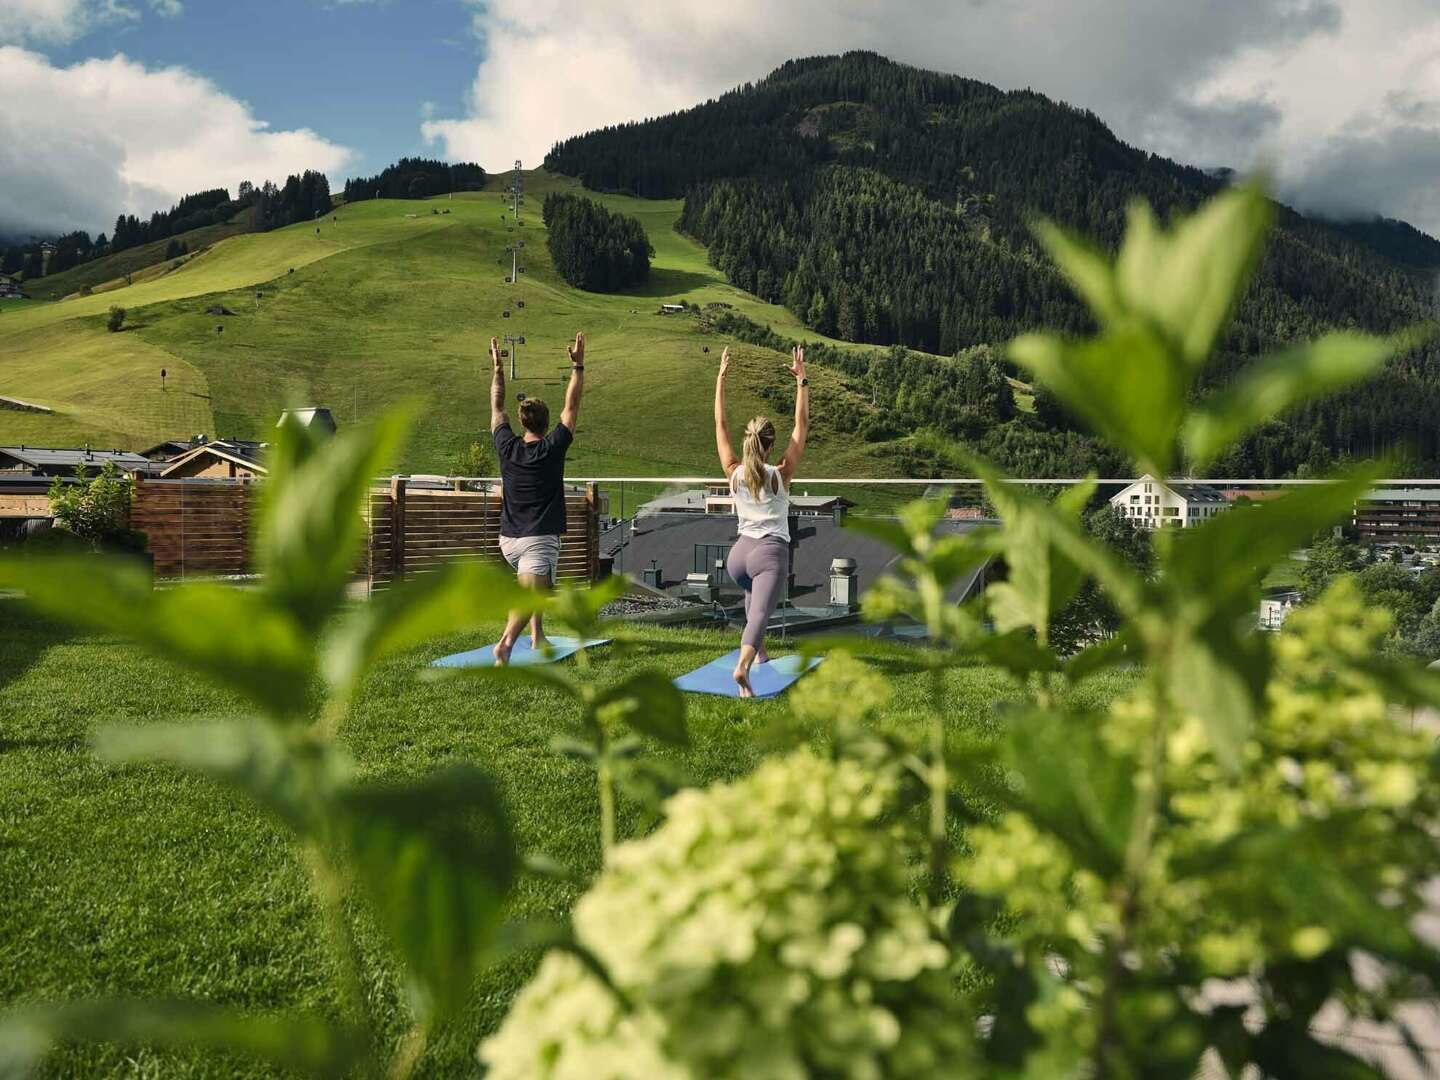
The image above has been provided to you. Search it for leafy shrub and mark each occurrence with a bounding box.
[450,438,495,477]
[47,460,143,551]
[106,305,125,332]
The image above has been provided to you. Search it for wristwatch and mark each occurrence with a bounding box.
[799,377,809,387]
[572,365,584,372]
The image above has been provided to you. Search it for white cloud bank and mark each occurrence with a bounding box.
[0,47,351,238]
[422,0,1440,233]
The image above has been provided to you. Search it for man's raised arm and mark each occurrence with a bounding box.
[560,331,585,432]
[489,336,509,432]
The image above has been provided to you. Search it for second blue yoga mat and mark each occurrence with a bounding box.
[673,649,822,699]
[431,635,611,669]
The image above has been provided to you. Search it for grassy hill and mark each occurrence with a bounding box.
[21,213,252,304]
[0,171,893,479]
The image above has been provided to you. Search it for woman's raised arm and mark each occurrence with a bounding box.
[779,345,809,484]
[714,346,740,476]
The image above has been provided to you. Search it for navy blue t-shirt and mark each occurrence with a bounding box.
[493,421,573,537]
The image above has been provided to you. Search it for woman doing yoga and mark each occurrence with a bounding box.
[713,343,810,697]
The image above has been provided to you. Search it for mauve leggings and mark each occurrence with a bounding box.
[727,535,789,650]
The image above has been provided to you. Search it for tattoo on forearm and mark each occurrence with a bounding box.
[491,369,505,413]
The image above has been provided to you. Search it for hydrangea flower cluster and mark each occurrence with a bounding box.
[961,578,1440,1033]
[480,750,971,1078]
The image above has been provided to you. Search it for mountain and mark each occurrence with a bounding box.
[1325,216,1440,272]
[547,51,1440,477]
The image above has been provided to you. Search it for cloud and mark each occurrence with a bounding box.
[422,0,1440,233]
[0,0,179,47]
[0,47,352,237]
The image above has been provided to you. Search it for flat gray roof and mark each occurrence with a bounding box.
[0,446,151,469]
[1362,489,1440,503]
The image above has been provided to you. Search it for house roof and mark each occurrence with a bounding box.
[604,512,994,605]
[157,439,268,476]
[638,490,708,514]
[0,445,152,471]
[140,437,206,459]
[1113,474,1228,504]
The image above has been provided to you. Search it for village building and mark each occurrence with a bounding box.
[158,439,267,479]
[1108,474,1229,529]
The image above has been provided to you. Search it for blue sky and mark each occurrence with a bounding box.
[3,0,1440,239]
[38,0,484,182]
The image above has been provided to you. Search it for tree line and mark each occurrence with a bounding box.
[3,157,486,287]
[341,158,486,202]
[1,171,334,282]
[541,192,652,292]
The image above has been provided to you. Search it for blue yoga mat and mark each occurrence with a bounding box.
[431,635,611,669]
[673,649,823,699]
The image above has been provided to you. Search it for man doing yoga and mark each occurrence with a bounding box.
[713,343,810,696]
[490,331,584,665]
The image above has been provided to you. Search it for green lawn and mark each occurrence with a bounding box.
[0,171,907,477]
[0,598,1131,1076]
[1262,554,1304,590]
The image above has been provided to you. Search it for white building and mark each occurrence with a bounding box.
[1259,588,1300,631]
[1109,474,1229,529]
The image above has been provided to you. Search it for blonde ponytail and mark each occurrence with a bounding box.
[741,417,776,500]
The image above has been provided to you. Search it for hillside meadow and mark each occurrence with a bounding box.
[0,171,907,477]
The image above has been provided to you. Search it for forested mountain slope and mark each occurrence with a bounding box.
[547,52,1440,476]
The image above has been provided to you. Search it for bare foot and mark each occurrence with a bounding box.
[756,649,770,665]
[532,635,551,654]
[493,639,513,667]
[733,662,754,698]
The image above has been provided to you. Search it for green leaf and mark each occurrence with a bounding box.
[1164,469,1381,618]
[1356,656,1440,710]
[975,467,1090,643]
[927,530,1000,589]
[256,406,412,634]
[1061,629,1134,682]
[989,710,1137,878]
[546,575,628,636]
[1032,221,1125,327]
[0,1000,362,1080]
[968,629,1058,681]
[0,557,314,721]
[1009,325,1185,475]
[94,721,351,836]
[1112,185,1273,368]
[592,670,688,747]
[896,498,949,549]
[323,560,537,698]
[1158,476,1372,770]
[337,764,515,1022]
[1185,332,1406,468]
[1167,630,1268,774]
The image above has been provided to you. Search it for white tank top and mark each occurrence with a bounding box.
[731,463,790,541]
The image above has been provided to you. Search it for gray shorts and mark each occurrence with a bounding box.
[499,534,562,579]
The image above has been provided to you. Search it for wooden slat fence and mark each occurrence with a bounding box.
[131,476,602,586]
[366,480,600,593]
[131,475,257,578]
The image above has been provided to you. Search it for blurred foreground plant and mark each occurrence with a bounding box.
[1,411,542,1077]
[867,184,1440,1076]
